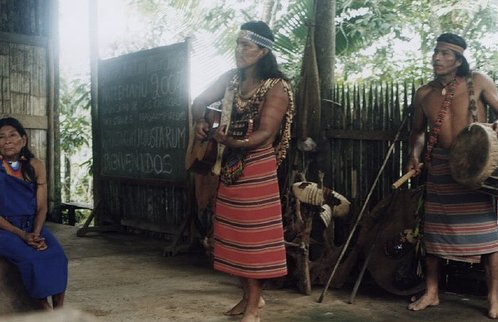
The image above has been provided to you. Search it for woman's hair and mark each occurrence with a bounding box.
[436,33,470,76]
[239,21,287,80]
[0,117,36,182]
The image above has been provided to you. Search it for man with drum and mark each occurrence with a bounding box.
[407,33,498,318]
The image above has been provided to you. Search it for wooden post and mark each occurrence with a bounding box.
[88,0,101,226]
[46,0,62,222]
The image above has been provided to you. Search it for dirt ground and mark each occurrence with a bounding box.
[1,223,495,322]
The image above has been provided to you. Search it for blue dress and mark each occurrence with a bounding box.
[0,162,68,299]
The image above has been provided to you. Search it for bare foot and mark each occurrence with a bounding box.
[258,296,265,309]
[488,296,498,319]
[224,298,246,316]
[36,298,52,311]
[224,297,265,316]
[52,293,65,309]
[408,293,439,311]
[240,312,260,322]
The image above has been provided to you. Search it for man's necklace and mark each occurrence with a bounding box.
[441,78,457,96]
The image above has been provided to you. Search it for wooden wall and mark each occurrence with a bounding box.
[317,74,497,216]
[99,181,189,234]
[0,0,60,216]
[322,81,417,215]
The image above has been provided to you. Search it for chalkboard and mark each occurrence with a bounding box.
[98,42,189,182]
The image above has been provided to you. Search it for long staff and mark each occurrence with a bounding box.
[318,109,412,303]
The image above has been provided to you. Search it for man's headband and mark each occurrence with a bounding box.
[437,41,465,55]
[239,30,273,50]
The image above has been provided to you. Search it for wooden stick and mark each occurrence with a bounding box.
[391,163,423,190]
[318,109,412,303]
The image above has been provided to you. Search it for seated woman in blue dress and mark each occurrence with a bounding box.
[0,117,68,310]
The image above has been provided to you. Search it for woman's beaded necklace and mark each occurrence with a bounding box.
[2,159,22,178]
[234,82,261,113]
[8,160,20,170]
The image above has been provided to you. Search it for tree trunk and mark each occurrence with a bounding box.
[314,0,335,96]
[260,0,276,25]
[314,0,335,186]
[48,0,61,222]
[89,0,102,225]
[64,155,71,202]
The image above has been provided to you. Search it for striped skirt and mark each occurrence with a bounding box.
[424,147,498,263]
[213,145,287,279]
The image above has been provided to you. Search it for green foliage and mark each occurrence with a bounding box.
[123,0,498,85]
[59,78,91,153]
[125,0,310,81]
[334,0,498,83]
[59,77,93,204]
[271,0,312,80]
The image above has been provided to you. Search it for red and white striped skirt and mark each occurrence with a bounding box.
[213,145,287,279]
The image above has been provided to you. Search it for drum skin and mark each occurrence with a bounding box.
[449,123,498,190]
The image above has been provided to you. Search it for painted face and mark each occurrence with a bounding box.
[0,125,27,161]
[235,33,266,69]
[431,43,462,76]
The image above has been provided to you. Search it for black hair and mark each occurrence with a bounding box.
[239,21,287,81]
[436,33,470,76]
[0,117,36,183]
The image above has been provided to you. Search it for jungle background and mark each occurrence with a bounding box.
[58,0,498,223]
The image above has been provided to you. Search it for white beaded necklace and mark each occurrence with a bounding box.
[7,160,20,170]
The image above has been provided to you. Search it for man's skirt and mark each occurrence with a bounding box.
[424,147,498,263]
[213,145,287,279]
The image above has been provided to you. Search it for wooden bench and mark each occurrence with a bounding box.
[0,258,37,314]
[74,202,125,237]
[60,202,93,226]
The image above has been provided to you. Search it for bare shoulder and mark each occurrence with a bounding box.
[472,71,498,110]
[29,158,45,168]
[471,70,498,96]
[414,84,433,102]
[29,158,47,182]
[268,80,288,96]
[265,80,290,107]
[472,70,495,85]
[472,70,493,80]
